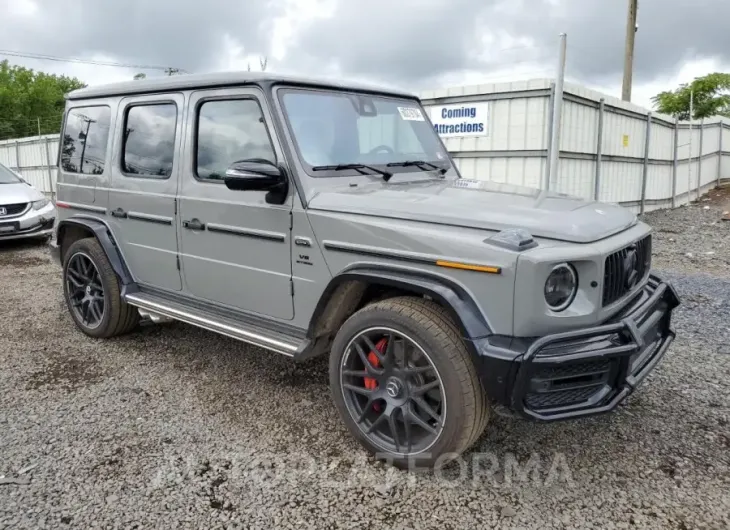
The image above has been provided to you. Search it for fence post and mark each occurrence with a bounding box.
[545,82,555,188]
[44,136,55,201]
[546,33,567,192]
[717,122,723,186]
[14,140,21,172]
[697,119,704,200]
[594,98,605,201]
[671,117,678,208]
[640,112,652,215]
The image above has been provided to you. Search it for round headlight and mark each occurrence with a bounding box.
[544,263,577,311]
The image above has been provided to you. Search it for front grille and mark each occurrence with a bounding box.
[602,235,652,307]
[0,202,29,217]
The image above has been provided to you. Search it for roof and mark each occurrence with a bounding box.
[67,71,416,100]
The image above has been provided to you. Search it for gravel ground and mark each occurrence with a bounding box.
[1,197,729,529]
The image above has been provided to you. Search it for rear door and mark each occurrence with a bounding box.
[178,87,294,320]
[107,94,183,291]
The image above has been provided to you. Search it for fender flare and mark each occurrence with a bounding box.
[57,216,134,285]
[307,264,492,341]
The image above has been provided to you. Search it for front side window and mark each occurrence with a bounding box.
[122,103,177,178]
[280,89,450,175]
[196,99,275,181]
[61,106,111,175]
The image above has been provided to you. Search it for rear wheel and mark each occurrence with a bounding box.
[329,296,489,468]
[62,238,138,338]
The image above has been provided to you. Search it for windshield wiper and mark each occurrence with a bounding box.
[386,160,447,175]
[311,164,393,182]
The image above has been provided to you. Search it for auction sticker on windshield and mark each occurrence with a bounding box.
[398,107,425,121]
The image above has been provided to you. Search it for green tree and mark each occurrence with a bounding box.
[133,72,147,80]
[0,60,86,139]
[652,73,730,120]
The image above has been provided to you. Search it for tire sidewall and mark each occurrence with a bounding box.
[329,304,470,468]
[62,239,117,338]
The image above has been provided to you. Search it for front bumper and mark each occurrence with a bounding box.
[473,275,680,421]
[0,202,56,241]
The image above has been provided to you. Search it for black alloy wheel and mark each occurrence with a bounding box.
[61,237,139,338]
[65,252,106,329]
[340,326,446,456]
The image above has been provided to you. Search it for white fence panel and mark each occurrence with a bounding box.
[649,122,674,161]
[602,112,647,159]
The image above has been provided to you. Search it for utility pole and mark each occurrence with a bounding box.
[621,0,639,101]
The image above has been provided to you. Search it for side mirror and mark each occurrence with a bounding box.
[224,159,284,191]
[224,159,289,203]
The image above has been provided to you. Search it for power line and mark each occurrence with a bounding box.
[0,49,187,73]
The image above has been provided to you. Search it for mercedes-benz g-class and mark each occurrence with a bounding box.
[51,72,679,468]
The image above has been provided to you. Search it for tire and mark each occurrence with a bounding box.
[329,296,489,469]
[62,237,139,338]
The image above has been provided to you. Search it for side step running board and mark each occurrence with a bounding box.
[124,292,301,357]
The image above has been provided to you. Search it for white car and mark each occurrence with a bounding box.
[0,162,56,241]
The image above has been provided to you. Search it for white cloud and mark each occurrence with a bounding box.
[8,0,39,17]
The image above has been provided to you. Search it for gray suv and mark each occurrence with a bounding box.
[51,72,679,468]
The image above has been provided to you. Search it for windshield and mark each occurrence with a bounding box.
[280,89,452,176]
[0,163,22,184]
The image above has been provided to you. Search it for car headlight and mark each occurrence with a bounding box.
[32,198,50,210]
[544,263,578,311]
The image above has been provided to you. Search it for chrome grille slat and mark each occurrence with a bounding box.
[0,202,30,218]
[602,235,652,307]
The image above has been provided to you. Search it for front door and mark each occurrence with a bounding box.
[108,94,183,291]
[178,87,294,320]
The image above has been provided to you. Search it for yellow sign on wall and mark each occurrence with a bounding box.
[622,134,629,147]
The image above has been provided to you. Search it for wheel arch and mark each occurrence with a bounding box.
[300,263,492,361]
[57,216,133,285]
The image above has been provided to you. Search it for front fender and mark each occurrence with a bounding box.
[308,264,493,341]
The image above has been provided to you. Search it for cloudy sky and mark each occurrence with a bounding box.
[2,0,729,109]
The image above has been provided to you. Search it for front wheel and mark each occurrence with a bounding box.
[329,297,489,469]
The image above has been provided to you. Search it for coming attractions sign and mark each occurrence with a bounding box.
[428,102,489,138]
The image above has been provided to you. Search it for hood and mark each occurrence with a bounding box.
[308,178,637,244]
[0,181,44,206]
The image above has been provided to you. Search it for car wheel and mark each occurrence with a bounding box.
[329,296,489,469]
[62,237,139,338]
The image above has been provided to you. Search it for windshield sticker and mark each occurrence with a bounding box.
[397,107,425,121]
[452,179,482,190]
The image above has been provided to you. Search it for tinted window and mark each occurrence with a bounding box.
[123,103,177,178]
[61,106,111,174]
[196,99,275,181]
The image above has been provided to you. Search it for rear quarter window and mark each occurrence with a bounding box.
[61,106,112,174]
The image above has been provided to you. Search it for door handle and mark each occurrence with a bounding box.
[182,218,205,231]
[110,208,127,218]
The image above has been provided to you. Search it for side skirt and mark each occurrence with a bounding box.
[124,290,310,358]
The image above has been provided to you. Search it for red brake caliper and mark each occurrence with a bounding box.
[363,338,387,411]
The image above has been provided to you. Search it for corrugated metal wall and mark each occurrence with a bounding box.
[2,79,729,213]
[421,80,730,213]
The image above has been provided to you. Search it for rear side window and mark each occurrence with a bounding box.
[196,99,275,181]
[122,103,177,178]
[61,106,111,174]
